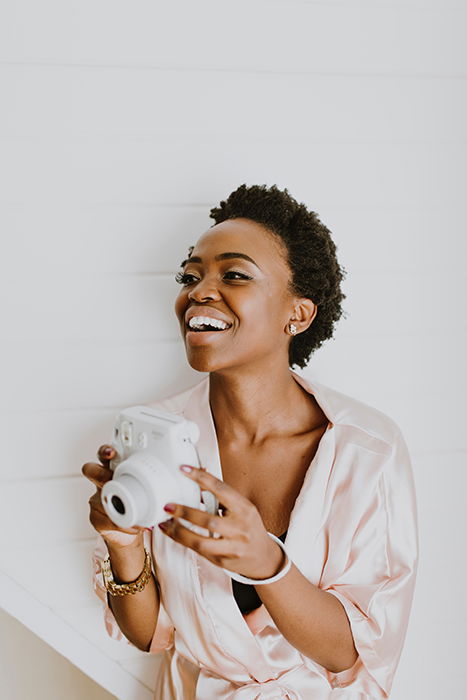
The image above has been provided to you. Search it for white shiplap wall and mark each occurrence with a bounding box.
[1,1,466,698]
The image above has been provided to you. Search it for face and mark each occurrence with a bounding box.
[174,218,307,374]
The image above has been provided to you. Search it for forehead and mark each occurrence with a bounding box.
[192,218,288,268]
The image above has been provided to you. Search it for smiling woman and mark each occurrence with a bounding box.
[84,184,419,700]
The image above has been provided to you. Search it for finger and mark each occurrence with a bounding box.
[88,490,113,521]
[90,508,147,537]
[179,465,251,514]
[159,517,243,561]
[162,502,238,539]
[82,462,113,488]
[97,444,115,467]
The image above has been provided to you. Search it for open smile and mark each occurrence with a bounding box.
[185,323,232,345]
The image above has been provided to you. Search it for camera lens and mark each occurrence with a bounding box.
[111,495,126,515]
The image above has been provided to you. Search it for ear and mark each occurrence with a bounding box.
[289,298,317,334]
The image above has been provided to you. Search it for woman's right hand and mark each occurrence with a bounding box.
[82,445,147,550]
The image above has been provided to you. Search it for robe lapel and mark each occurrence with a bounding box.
[180,371,338,679]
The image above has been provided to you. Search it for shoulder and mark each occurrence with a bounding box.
[311,381,415,506]
[147,375,208,415]
[311,378,406,459]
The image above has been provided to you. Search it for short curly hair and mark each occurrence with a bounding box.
[207,184,347,369]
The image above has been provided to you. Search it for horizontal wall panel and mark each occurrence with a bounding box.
[1,540,100,609]
[4,355,464,480]
[2,450,465,625]
[2,376,464,479]
[1,139,464,212]
[303,330,467,454]
[1,275,181,343]
[0,477,99,546]
[324,206,467,276]
[3,409,122,480]
[0,204,209,276]
[1,330,464,454]
[410,452,466,627]
[0,2,465,75]
[2,67,466,145]
[0,339,200,411]
[1,268,464,343]
[281,0,466,7]
[2,450,464,603]
[339,269,466,336]
[396,618,466,698]
[3,203,464,281]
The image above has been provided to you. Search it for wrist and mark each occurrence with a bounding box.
[257,539,286,580]
[223,533,291,586]
[105,532,145,556]
[105,539,148,584]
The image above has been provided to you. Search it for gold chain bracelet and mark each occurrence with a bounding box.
[102,547,152,597]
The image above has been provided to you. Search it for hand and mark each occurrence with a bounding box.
[82,445,148,551]
[158,465,285,580]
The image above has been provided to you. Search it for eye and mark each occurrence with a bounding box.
[174,271,199,285]
[223,270,252,281]
[175,270,253,286]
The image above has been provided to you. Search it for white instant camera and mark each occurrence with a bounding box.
[101,406,219,530]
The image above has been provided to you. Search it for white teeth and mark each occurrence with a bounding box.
[188,316,229,330]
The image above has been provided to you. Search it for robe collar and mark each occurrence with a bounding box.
[182,368,340,484]
[180,369,339,647]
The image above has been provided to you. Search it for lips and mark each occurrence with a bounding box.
[184,306,233,327]
[188,316,231,332]
[183,307,233,348]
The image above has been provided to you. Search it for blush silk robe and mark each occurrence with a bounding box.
[92,370,419,699]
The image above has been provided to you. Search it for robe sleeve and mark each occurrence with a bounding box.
[317,427,419,697]
[92,531,175,653]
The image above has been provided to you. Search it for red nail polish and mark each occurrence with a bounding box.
[180,464,193,473]
[158,521,169,530]
[164,503,175,513]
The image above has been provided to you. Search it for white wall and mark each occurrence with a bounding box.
[1,1,466,698]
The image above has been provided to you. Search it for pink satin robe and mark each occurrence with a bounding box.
[92,370,419,699]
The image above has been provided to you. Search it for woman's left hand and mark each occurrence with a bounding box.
[157,464,285,580]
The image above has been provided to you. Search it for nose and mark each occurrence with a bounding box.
[187,276,221,302]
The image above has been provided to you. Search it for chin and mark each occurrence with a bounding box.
[184,342,239,374]
[185,352,224,374]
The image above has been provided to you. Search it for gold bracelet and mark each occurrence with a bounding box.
[102,547,152,597]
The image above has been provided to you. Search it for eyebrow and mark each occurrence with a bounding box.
[180,252,261,270]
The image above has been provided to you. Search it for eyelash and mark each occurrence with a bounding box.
[174,270,253,285]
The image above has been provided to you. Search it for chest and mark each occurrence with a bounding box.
[218,424,329,536]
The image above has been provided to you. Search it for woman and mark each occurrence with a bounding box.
[83,184,419,699]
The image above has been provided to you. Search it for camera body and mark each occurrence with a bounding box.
[101,406,218,529]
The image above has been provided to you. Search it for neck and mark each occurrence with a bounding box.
[208,361,318,446]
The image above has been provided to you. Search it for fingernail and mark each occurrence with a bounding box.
[180,464,193,473]
[164,503,175,513]
[103,447,113,457]
[158,519,172,531]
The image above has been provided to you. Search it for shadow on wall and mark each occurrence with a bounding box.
[0,608,115,700]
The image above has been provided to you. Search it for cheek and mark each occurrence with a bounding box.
[174,291,188,320]
[236,295,283,333]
